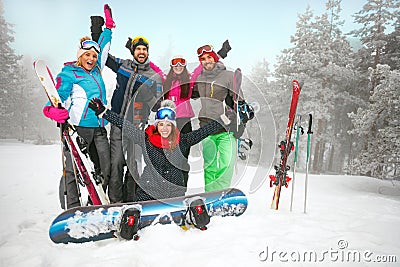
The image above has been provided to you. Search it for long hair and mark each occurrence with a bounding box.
[152,122,178,150]
[163,67,191,99]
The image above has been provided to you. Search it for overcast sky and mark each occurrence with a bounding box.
[4,0,366,75]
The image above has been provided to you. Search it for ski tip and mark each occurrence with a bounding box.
[33,59,47,71]
[292,80,301,92]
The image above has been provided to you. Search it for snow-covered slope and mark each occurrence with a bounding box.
[0,141,399,267]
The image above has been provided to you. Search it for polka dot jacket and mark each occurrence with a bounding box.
[104,109,224,201]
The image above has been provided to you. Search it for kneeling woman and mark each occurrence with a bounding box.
[89,99,231,201]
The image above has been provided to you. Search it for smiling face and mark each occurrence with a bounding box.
[79,50,98,71]
[134,45,149,64]
[172,65,185,75]
[199,53,216,71]
[157,120,173,138]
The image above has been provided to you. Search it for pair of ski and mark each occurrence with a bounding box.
[269,80,313,211]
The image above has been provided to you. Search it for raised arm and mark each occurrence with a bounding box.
[103,110,145,145]
[96,4,115,70]
[90,5,119,72]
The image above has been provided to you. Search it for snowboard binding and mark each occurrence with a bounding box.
[119,205,141,240]
[76,135,89,155]
[183,197,210,231]
[92,168,105,185]
[238,138,253,160]
[238,101,255,124]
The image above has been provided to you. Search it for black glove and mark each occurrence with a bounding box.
[217,40,232,59]
[238,101,255,123]
[89,98,106,116]
[125,37,134,55]
[90,16,104,42]
[238,138,253,160]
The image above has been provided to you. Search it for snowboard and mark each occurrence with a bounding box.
[49,188,247,244]
[33,59,109,205]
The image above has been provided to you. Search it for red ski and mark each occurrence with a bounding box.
[270,80,301,210]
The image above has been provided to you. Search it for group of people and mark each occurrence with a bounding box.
[42,4,251,209]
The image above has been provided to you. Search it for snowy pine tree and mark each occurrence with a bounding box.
[247,59,277,164]
[0,0,22,138]
[274,2,358,173]
[381,17,400,70]
[347,0,400,178]
[350,0,400,70]
[250,58,294,163]
[0,0,57,142]
[348,65,400,179]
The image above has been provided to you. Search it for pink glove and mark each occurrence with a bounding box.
[104,4,115,29]
[43,106,69,123]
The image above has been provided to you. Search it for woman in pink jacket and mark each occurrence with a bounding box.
[162,56,195,187]
[163,56,195,135]
[162,42,232,187]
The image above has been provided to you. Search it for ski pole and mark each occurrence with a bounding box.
[290,115,303,212]
[59,122,68,210]
[304,114,313,214]
[69,146,83,206]
[233,68,241,173]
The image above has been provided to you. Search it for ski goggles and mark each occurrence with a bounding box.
[155,107,176,121]
[131,36,149,47]
[197,45,214,57]
[171,57,186,67]
[80,40,100,54]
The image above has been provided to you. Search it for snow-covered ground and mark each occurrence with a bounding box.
[0,141,399,267]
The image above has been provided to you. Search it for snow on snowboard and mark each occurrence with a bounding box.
[49,188,248,244]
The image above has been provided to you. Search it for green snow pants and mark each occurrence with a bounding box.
[202,131,236,192]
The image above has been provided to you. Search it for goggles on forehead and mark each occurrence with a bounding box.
[171,57,186,67]
[131,36,149,47]
[156,107,176,121]
[81,40,100,54]
[197,44,214,57]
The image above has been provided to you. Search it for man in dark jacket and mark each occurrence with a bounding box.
[91,17,163,202]
[107,36,164,203]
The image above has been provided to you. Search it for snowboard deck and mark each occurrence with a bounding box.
[49,188,247,244]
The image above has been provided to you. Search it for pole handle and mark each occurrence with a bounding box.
[307,114,313,134]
